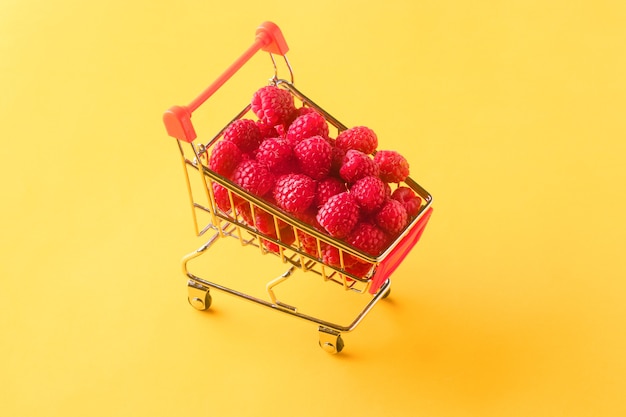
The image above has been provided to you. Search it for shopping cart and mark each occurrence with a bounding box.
[163,22,433,353]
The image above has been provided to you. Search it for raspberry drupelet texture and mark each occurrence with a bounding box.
[391,186,422,218]
[273,173,317,214]
[335,126,378,154]
[314,176,347,208]
[232,159,274,197]
[374,199,409,236]
[349,175,387,213]
[374,150,410,183]
[339,149,379,184]
[255,137,295,175]
[346,222,388,257]
[286,111,329,145]
[293,135,333,180]
[316,192,360,238]
[251,85,296,127]
[208,139,242,177]
[222,118,263,154]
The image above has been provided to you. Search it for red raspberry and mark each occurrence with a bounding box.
[345,259,374,277]
[350,175,387,213]
[294,106,319,117]
[208,139,242,177]
[328,139,345,176]
[263,225,296,253]
[237,205,277,235]
[297,229,322,256]
[346,222,388,256]
[339,149,379,184]
[374,150,410,183]
[317,192,360,238]
[335,126,378,154]
[391,186,422,218]
[212,182,235,212]
[315,176,347,208]
[273,173,317,214]
[291,208,325,256]
[255,137,294,175]
[232,159,274,197]
[251,85,296,127]
[322,245,358,269]
[223,118,263,154]
[293,135,333,180]
[286,111,329,145]
[374,199,409,236]
[256,120,280,139]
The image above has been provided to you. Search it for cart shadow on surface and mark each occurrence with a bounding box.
[349,275,589,409]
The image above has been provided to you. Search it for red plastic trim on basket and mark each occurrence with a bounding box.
[368,207,433,294]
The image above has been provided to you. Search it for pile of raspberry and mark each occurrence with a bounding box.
[208,84,422,277]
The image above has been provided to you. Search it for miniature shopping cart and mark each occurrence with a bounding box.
[163,22,433,353]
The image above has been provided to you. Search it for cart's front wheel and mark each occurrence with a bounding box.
[318,327,344,354]
[187,279,212,311]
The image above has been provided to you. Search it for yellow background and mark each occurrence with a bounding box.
[2,0,625,416]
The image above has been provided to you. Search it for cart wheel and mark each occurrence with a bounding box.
[188,292,212,310]
[318,327,344,354]
[187,280,212,311]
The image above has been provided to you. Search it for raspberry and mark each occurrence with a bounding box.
[208,139,242,177]
[328,139,345,176]
[339,149,379,184]
[251,85,296,127]
[322,245,358,269]
[374,150,410,183]
[297,229,322,256]
[223,118,263,154]
[346,222,388,256]
[335,126,378,154]
[292,209,325,256]
[273,173,317,214]
[237,205,277,235]
[256,120,280,139]
[293,135,333,180]
[212,182,235,212]
[349,175,387,213]
[255,137,294,175]
[263,225,296,253]
[232,159,274,197]
[391,186,422,218]
[315,176,347,208]
[374,199,409,236]
[316,192,360,238]
[322,244,373,278]
[286,111,329,145]
[294,106,319,118]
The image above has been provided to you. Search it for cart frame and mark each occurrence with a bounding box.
[163,22,433,353]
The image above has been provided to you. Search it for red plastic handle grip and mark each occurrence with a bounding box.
[163,21,289,142]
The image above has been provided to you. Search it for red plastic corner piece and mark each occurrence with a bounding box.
[256,21,289,56]
[368,207,433,294]
[163,105,196,143]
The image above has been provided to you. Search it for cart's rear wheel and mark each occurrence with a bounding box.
[318,327,344,354]
[189,292,212,310]
[187,280,212,310]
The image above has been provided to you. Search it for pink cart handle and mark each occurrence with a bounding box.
[163,21,289,142]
